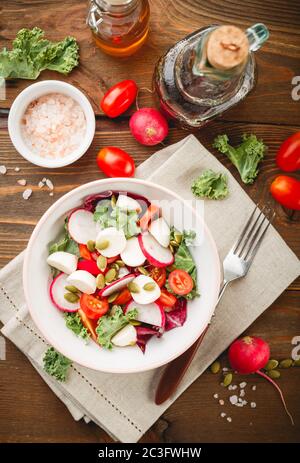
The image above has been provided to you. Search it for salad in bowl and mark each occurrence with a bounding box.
[24,178,220,373]
[47,190,199,353]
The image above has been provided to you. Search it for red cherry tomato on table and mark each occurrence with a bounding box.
[276,132,300,172]
[101,80,138,118]
[80,294,109,320]
[157,288,177,308]
[270,175,300,210]
[149,266,166,288]
[97,147,135,178]
[168,269,194,296]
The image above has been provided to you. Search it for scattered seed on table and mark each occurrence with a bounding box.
[229,395,238,405]
[231,385,237,390]
[14,167,20,172]
[0,165,7,174]
[227,417,232,422]
[22,189,32,200]
[210,361,221,374]
[46,178,54,190]
[239,381,247,388]
[220,412,226,418]
[252,385,257,391]
[219,399,224,405]
[213,393,219,399]
[240,389,245,397]
[250,402,256,408]
[17,179,27,186]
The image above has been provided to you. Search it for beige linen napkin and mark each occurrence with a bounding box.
[1,135,299,442]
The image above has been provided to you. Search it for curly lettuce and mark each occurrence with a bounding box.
[96,306,138,350]
[65,312,90,341]
[191,169,229,200]
[0,28,79,79]
[43,347,71,382]
[213,134,266,184]
[94,200,140,239]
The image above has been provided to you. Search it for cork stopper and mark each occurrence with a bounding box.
[206,25,249,71]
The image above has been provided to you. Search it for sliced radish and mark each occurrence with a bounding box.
[148,217,170,248]
[118,266,130,278]
[116,194,142,213]
[125,300,165,327]
[99,273,135,297]
[120,236,146,267]
[138,233,174,268]
[67,270,96,295]
[47,251,78,275]
[129,274,161,305]
[50,273,79,312]
[95,227,126,258]
[111,324,137,347]
[68,209,97,244]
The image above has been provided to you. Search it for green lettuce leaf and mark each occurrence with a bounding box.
[213,134,266,184]
[191,169,229,200]
[65,312,90,341]
[96,306,138,350]
[94,202,140,239]
[43,347,71,382]
[0,27,79,79]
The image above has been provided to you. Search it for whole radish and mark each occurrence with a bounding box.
[129,108,168,146]
[229,336,294,425]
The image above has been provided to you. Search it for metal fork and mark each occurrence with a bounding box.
[155,204,275,405]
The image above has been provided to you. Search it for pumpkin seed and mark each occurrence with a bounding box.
[110,263,120,272]
[128,281,140,293]
[293,359,300,367]
[111,195,117,207]
[105,268,117,283]
[264,359,279,371]
[116,260,125,267]
[65,285,79,294]
[267,369,280,379]
[97,255,107,271]
[108,292,120,303]
[96,239,109,250]
[210,361,221,374]
[279,359,293,369]
[96,273,105,289]
[174,232,182,244]
[222,373,233,387]
[169,244,174,254]
[170,240,179,248]
[86,240,96,252]
[143,282,156,291]
[64,292,79,303]
[137,266,149,276]
[130,320,141,326]
[166,264,176,272]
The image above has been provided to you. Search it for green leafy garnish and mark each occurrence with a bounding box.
[191,169,229,200]
[94,201,140,239]
[65,312,90,341]
[96,306,138,349]
[213,134,266,184]
[0,27,79,80]
[43,347,72,382]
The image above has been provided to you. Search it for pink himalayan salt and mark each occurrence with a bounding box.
[21,93,86,159]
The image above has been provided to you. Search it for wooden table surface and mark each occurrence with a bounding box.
[0,0,299,443]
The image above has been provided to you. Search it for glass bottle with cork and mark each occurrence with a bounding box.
[154,23,269,129]
[87,0,150,57]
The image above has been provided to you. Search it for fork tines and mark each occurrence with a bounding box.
[233,204,275,262]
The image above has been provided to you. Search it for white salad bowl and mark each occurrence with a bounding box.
[8,80,95,168]
[23,178,221,373]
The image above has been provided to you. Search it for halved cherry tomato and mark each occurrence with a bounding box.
[270,175,300,210]
[79,244,92,260]
[139,204,160,231]
[149,266,166,288]
[77,259,101,275]
[276,132,300,172]
[100,80,138,118]
[97,147,135,178]
[78,309,98,342]
[168,269,193,296]
[113,289,132,305]
[157,288,177,308]
[80,294,109,320]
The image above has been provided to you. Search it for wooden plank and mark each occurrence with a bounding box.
[1,0,300,125]
[0,290,299,443]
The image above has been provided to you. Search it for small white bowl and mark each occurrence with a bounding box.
[8,80,95,168]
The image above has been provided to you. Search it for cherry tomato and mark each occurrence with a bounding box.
[149,266,166,288]
[139,204,160,231]
[168,269,193,296]
[157,288,177,308]
[101,80,138,118]
[80,294,109,320]
[78,309,98,342]
[270,175,300,210]
[79,244,92,260]
[113,289,132,305]
[77,259,101,275]
[97,147,135,178]
[276,132,300,172]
